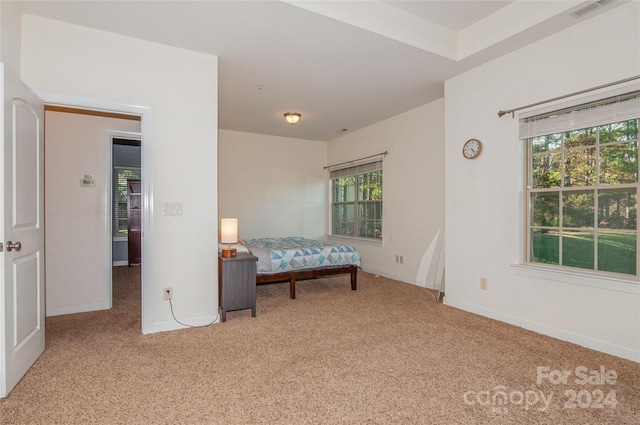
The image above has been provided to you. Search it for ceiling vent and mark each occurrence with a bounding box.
[571,0,614,18]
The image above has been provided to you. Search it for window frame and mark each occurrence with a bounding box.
[519,90,640,288]
[329,160,383,241]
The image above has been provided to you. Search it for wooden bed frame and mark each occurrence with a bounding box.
[256,265,358,299]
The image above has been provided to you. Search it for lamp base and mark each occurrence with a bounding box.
[221,247,237,258]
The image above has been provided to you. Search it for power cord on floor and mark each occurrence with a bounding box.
[168,298,219,328]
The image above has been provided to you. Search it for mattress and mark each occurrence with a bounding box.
[242,237,362,274]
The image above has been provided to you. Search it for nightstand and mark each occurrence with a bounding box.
[218,253,258,322]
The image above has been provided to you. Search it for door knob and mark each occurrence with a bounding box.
[6,241,21,252]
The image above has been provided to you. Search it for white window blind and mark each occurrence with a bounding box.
[330,160,383,179]
[114,167,140,235]
[519,91,640,139]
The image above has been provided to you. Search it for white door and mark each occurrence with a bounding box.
[0,64,45,398]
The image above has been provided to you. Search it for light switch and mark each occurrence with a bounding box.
[162,202,182,216]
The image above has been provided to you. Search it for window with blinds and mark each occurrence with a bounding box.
[523,91,639,277]
[330,160,382,239]
[114,167,141,235]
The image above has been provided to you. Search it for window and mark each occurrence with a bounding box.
[330,161,382,239]
[523,92,639,277]
[114,167,141,235]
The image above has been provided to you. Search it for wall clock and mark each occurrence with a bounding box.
[462,138,482,159]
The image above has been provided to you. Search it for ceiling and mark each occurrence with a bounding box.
[17,0,620,141]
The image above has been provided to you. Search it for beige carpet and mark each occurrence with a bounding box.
[0,268,638,424]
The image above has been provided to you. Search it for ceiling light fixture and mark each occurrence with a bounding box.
[284,112,301,125]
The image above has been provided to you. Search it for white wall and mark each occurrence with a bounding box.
[327,100,445,286]
[218,130,326,239]
[444,2,640,361]
[0,1,21,75]
[45,111,140,316]
[21,15,219,331]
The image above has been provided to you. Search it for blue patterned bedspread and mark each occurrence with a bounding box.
[242,237,362,274]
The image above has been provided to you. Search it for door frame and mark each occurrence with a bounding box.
[39,91,154,334]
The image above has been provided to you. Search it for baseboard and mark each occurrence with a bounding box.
[112,260,128,266]
[152,313,220,333]
[46,301,109,317]
[443,297,640,363]
[362,267,436,290]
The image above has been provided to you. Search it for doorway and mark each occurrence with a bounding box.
[44,106,144,323]
[40,94,153,334]
[111,137,142,312]
[112,137,142,267]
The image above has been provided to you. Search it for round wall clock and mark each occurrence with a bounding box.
[462,138,482,159]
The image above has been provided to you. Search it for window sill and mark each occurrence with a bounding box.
[511,263,639,294]
[326,234,382,247]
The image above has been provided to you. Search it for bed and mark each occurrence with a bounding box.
[242,237,362,299]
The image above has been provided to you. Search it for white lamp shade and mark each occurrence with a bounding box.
[220,218,238,244]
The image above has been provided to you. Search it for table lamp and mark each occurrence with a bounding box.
[220,218,238,258]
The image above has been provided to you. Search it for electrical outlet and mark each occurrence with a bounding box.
[163,287,173,300]
[399,256,404,264]
[480,278,488,291]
